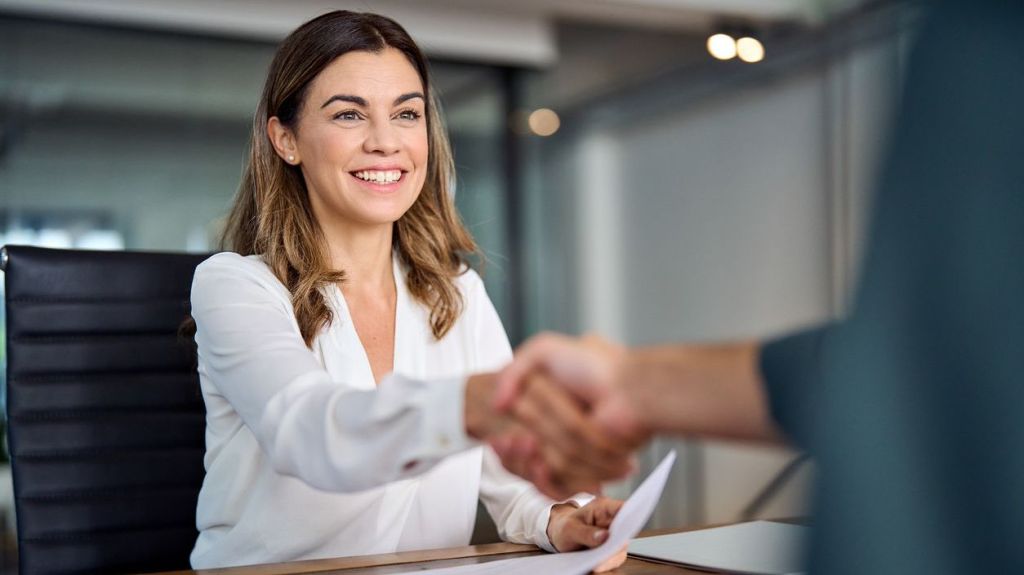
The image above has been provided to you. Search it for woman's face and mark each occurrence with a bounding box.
[276,48,429,231]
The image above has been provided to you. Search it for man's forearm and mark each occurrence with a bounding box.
[623,342,783,442]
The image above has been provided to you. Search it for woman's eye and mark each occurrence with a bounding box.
[396,109,422,121]
[333,110,362,121]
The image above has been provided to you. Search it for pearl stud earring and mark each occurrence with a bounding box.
[287,155,295,163]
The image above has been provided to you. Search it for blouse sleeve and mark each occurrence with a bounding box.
[191,253,476,493]
[465,272,592,552]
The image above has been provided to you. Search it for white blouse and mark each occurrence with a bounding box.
[189,252,562,568]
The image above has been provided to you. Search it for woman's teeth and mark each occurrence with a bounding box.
[354,170,402,184]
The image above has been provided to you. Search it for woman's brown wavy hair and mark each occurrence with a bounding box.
[219,11,478,346]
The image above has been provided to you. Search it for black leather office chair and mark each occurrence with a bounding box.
[2,245,209,574]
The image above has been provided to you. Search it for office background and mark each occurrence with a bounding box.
[0,0,915,569]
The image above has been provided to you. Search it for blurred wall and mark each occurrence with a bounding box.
[0,18,269,250]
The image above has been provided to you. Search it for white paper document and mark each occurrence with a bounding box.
[406,450,677,575]
[628,520,808,575]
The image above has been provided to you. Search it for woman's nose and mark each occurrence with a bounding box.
[363,119,401,155]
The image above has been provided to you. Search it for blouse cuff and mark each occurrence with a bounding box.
[569,492,596,509]
[533,500,559,553]
[418,374,478,458]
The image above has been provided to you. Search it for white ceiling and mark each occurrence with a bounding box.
[0,0,859,66]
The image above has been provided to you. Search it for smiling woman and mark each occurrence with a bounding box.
[263,46,435,383]
[227,13,473,347]
[184,9,628,571]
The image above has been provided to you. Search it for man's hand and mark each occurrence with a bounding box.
[490,331,780,499]
[467,370,636,499]
[499,332,778,441]
[490,371,637,498]
[489,334,650,497]
[494,333,648,441]
[480,331,777,499]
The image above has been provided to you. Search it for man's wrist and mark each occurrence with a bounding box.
[626,342,773,439]
[613,351,660,436]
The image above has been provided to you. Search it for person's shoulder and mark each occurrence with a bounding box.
[190,253,297,332]
[454,265,486,298]
[193,252,288,300]
[196,252,273,278]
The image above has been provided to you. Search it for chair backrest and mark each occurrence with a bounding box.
[2,245,209,574]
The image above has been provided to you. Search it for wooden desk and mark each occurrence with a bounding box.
[160,526,750,575]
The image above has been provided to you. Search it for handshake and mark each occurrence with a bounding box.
[465,333,648,500]
[464,332,774,499]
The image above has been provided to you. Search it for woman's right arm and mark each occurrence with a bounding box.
[191,254,474,492]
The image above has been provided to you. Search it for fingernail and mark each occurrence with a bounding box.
[594,530,607,541]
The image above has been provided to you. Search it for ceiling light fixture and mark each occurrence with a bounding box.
[528,108,560,137]
[706,32,737,60]
[737,36,765,63]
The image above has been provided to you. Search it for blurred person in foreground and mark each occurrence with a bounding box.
[186,10,629,569]
[493,0,1024,572]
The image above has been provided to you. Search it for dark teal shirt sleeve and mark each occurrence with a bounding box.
[759,324,836,450]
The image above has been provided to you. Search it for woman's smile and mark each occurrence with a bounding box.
[349,166,408,194]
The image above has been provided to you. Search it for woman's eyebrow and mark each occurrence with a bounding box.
[321,94,367,108]
[394,92,424,106]
[320,93,424,109]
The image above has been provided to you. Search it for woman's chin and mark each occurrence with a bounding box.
[347,207,413,228]
[336,196,417,227]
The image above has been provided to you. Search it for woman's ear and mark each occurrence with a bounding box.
[268,117,300,165]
